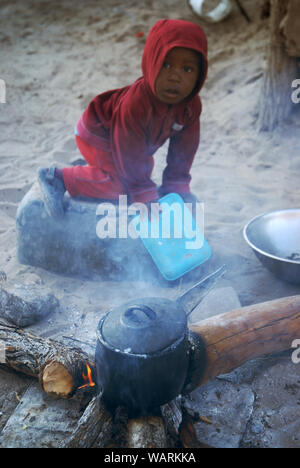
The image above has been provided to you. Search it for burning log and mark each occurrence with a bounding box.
[0,294,299,448]
[41,358,96,398]
[0,295,299,402]
[161,398,183,442]
[187,295,300,391]
[179,410,212,448]
[60,395,113,448]
[0,322,95,398]
[126,415,167,448]
[1,295,299,400]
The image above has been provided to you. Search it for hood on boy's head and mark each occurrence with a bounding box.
[142,19,208,100]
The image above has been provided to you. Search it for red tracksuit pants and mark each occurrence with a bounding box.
[62,136,126,199]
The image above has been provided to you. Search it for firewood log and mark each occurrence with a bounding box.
[187,295,300,390]
[0,322,95,398]
[179,410,213,448]
[1,295,299,400]
[126,415,167,448]
[161,398,183,441]
[60,394,113,448]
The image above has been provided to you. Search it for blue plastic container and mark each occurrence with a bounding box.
[132,193,212,280]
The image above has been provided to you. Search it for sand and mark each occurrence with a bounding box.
[0,0,300,447]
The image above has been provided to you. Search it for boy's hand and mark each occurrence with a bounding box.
[179,192,199,204]
[158,187,199,204]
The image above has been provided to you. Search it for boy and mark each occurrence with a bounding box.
[38,19,208,219]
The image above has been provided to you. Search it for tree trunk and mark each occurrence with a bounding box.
[257,0,297,131]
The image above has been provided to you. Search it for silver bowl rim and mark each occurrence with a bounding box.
[243,208,300,265]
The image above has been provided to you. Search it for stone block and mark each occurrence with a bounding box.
[0,384,82,448]
[185,380,255,448]
[0,281,59,327]
[16,183,212,283]
[16,183,160,282]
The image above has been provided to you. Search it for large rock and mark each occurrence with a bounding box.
[0,281,59,327]
[185,380,255,448]
[16,183,161,282]
[16,183,212,283]
[0,384,82,448]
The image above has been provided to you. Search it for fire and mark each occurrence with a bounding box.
[78,362,96,390]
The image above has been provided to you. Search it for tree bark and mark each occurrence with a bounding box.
[126,415,167,448]
[188,295,300,389]
[257,0,297,131]
[60,395,113,448]
[0,322,94,398]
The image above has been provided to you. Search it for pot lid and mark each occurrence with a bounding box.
[98,297,187,355]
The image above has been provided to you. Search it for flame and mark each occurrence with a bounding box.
[78,362,96,390]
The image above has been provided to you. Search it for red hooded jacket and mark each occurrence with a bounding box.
[70,19,208,203]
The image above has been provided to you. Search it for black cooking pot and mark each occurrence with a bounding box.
[95,266,225,415]
[96,297,189,415]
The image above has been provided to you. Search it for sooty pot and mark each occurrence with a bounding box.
[95,297,190,415]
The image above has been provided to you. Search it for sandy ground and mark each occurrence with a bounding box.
[0,0,300,447]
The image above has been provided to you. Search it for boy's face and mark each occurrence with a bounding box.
[155,47,200,105]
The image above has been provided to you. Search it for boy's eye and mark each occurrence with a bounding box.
[183,66,193,73]
[163,62,171,69]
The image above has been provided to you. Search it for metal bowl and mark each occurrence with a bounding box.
[243,209,300,285]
